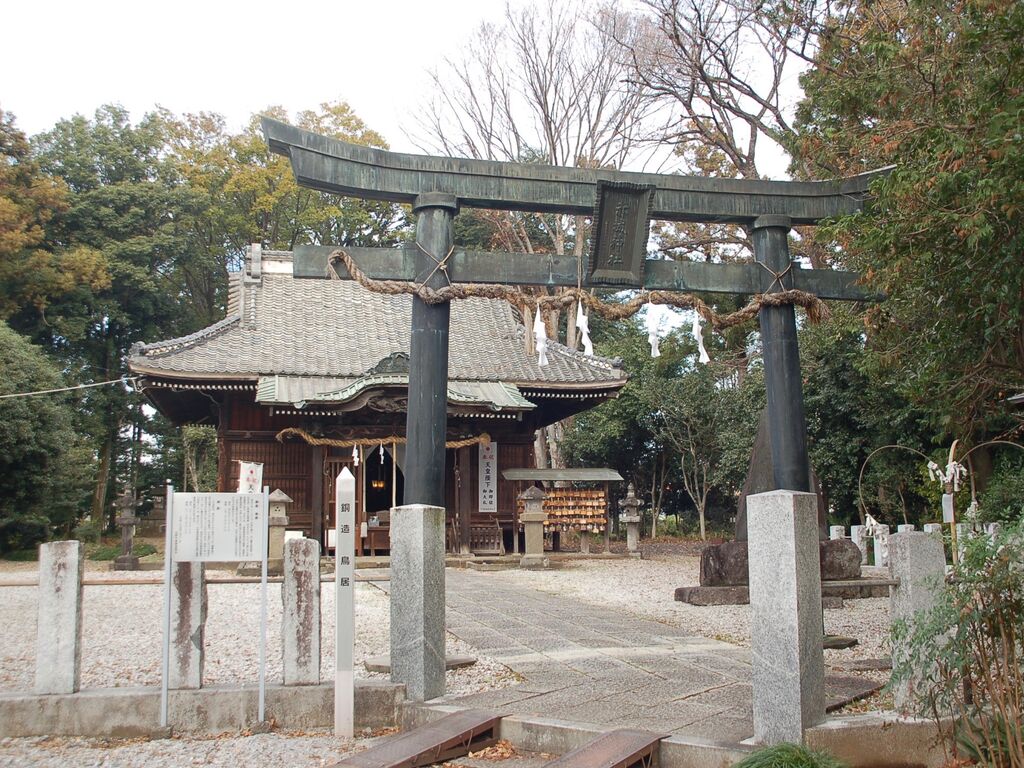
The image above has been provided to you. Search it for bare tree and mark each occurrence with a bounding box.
[621,0,839,266]
[412,0,661,468]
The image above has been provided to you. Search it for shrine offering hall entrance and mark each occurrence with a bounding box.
[323,446,404,556]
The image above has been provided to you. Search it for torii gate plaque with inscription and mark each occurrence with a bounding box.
[262,117,885,508]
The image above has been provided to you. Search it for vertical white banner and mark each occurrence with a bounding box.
[334,468,355,738]
[237,461,263,493]
[478,441,498,513]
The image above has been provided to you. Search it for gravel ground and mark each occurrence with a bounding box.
[0,731,367,768]
[0,568,515,695]
[0,543,891,765]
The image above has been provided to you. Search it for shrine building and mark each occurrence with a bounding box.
[129,246,627,555]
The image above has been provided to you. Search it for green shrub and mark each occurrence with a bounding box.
[733,742,847,768]
[0,514,49,553]
[73,519,103,544]
[979,452,1024,524]
[3,547,39,561]
[891,523,1024,767]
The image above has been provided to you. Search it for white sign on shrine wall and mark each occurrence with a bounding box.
[171,493,265,562]
[478,441,498,513]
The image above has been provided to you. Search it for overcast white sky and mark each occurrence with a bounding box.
[2,0,511,149]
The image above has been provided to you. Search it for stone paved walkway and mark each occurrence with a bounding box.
[409,568,877,744]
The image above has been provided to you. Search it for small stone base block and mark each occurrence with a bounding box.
[112,555,140,571]
[519,555,550,569]
[363,655,476,673]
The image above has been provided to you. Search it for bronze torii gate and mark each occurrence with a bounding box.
[262,117,883,509]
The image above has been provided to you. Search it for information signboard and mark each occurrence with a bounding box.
[160,487,269,729]
[171,493,264,562]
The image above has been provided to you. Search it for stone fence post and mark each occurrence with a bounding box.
[872,524,890,566]
[35,541,85,694]
[282,538,321,685]
[850,525,867,564]
[169,562,206,689]
[888,532,946,713]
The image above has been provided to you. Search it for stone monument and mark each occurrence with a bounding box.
[676,411,862,605]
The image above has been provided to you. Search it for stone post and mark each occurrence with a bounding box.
[35,541,84,694]
[829,525,845,540]
[268,489,293,562]
[984,522,1002,540]
[113,489,140,571]
[872,524,890,567]
[923,523,943,537]
[889,532,946,713]
[850,525,868,565]
[169,562,206,689]
[955,523,972,562]
[897,524,916,533]
[748,490,825,745]
[519,487,548,569]
[619,483,643,558]
[282,537,320,685]
[579,530,591,555]
[390,503,445,701]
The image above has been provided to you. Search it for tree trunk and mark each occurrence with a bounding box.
[92,434,115,530]
[534,428,549,470]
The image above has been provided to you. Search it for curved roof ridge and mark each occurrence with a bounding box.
[543,337,621,371]
[132,313,242,358]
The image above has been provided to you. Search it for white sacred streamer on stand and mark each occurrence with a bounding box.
[692,313,710,364]
[575,302,593,356]
[533,308,548,366]
[645,303,661,358]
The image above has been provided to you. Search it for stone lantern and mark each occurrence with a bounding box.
[518,485,549,569]
[268,489,293,563]
[113,489,140,571]
[619,483,644,558]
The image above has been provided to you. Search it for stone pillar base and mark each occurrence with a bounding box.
[748,490,825,745]
[519,555,549,569]
[389,504,445,702]
[112,555,140,571]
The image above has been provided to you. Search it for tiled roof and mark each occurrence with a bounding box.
[130,258,625,390]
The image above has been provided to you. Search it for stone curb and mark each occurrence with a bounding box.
[0,680,404,739]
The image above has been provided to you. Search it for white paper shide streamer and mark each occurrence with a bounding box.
[692,314,710,364]
[534,308,549,366]
[576,302,593,356]
[645,304,661,358]
[927,460,967,491]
